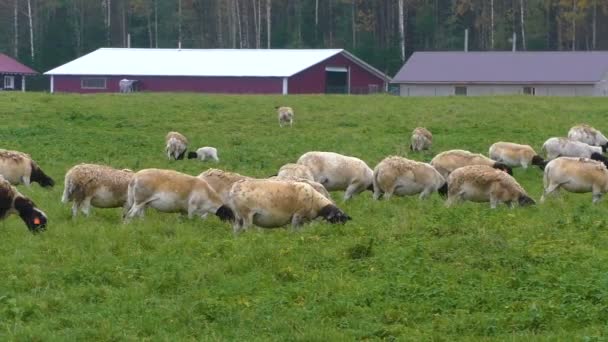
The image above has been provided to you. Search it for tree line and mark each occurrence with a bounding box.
[0,0,607,78]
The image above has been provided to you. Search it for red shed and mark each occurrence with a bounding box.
[0,53,38,91]
[44,48,390,94]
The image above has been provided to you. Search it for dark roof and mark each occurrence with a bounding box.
[0,54,37,75]
[392,51,608,84]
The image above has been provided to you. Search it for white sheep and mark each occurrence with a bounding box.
[227,178,350,233]
[296,151,373,200]
[410,127,432,151]
[276,163,314,181]
[61,163,134,217]
[0,175,47,232]
[276,106,294,127]
[188,147,219,162]
[542,137,603,160]
[568,124,608,151]
[165,131,189,160]
[0,149,54,187]
[430,149,512,179]
[489,142,546,170]
[373,156,447,200]
[124,168,234,221]
[446,164,535,208]
[197,168,253,205]
[541,157,608,204]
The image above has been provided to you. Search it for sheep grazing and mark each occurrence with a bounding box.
[489,142,546,170]
[373,156,447,200]
[446,165,535,208]
[276,106,294,127]
[410,127,433,151]
[276,163,314,181]
[61,163,134,217]
[197,168,253,205]
[165,131,188,160]
[568,124,608,151]
[270,175,333,202]
[296,151,374,200]
[0,175,47,232]
[227,179,350,233]
[124,168,234,221]
[541,157,608,204]
[0,149,54,187]
[541,137,602,161]
[188,147,219,162]
[430,149,512,179]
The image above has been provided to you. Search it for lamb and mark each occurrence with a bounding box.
[276,106,294,127]
[276,163,314,181]
[188,147,219,162]
[165,131,188,160]
[568,124,608,151]
[541,137,602,161]
[197,168,253,205]
[227,178,350,233]
[124,168,234,221]
[430,149,512,179]
[372,156,447,200]
[61,163,134,217]
[410,127,432,151]
[0,149,54,187]
[446,165,535,208]
[489,142,546,170]
[0,175,47,232]
[540,157,608,204]
[296,151,374,200]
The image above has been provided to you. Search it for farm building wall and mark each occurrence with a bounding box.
[288,53,386,94]
[0,73,23,91]
[53,75,284,94]
[399,84,598,96]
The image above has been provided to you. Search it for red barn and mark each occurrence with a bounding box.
[0,53,37,91]
[44,48,390,94]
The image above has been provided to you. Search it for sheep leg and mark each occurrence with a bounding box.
[80,197,92,216]
[592,190,603,204]
[71,202,80,218]
[372,187,383,200]
[540,182,562,203]
[490,196,499,209]
[291,214,304,229]
[344,183,363,201]
[419,188,433,200]
[21,175,31,187]
[445,194,462,207]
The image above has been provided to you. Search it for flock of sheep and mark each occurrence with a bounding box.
[1,105,608,234]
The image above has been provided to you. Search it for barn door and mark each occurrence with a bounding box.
[325,67,348,94]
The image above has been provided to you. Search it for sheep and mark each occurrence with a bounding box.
[0,149,54,188]
[446,165,535,208]
[568,124,608,151]
[430,149,512,179]
[0,175,47,232]
[296,151,374,200]
[270,175,333,202]
[276,106,294,127]
[372,156,447,200]
[197,168,253,205]
[227,178,350,233]
[541,137,602,161]
[276,163,314,181]
[124,168,234,221]
[410,127,432,151]
[188,147,219,162]
[489,142,546,170]
[61,163,134,217]
[540,157,608,204]
[165,131,188,160]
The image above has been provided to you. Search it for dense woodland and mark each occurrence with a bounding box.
[1,0,608,79]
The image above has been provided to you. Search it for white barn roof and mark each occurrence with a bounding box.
[45,48,380,78]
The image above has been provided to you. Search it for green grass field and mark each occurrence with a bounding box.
[1,92,608,340]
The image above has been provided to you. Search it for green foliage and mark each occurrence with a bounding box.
[0,93,608,340]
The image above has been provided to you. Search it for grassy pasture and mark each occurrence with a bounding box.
[1,92,608,340]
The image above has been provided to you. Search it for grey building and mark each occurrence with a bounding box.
[392,51,608,96]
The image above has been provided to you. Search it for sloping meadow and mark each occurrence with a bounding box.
[1,92,607,340]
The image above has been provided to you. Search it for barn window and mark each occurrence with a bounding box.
[455,86,467,96]
[523,86,536,95]
[4,76,15,89]
[81,77,107,89]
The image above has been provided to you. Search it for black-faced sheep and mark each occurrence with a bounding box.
[542,137,602,160]
[0,175,47,232]
[568,124,608,151]
[430,149,512,179]
[61,163,134,217]
[187,147,219,162]
[0,149,54,187]
[165,131,188,160]
[410,127,432,151]
[489,142,546,170]
[373,156,447,200]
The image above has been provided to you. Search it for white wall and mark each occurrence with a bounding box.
[399,84,598,96]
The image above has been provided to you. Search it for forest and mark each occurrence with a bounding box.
[1,0,608,79]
